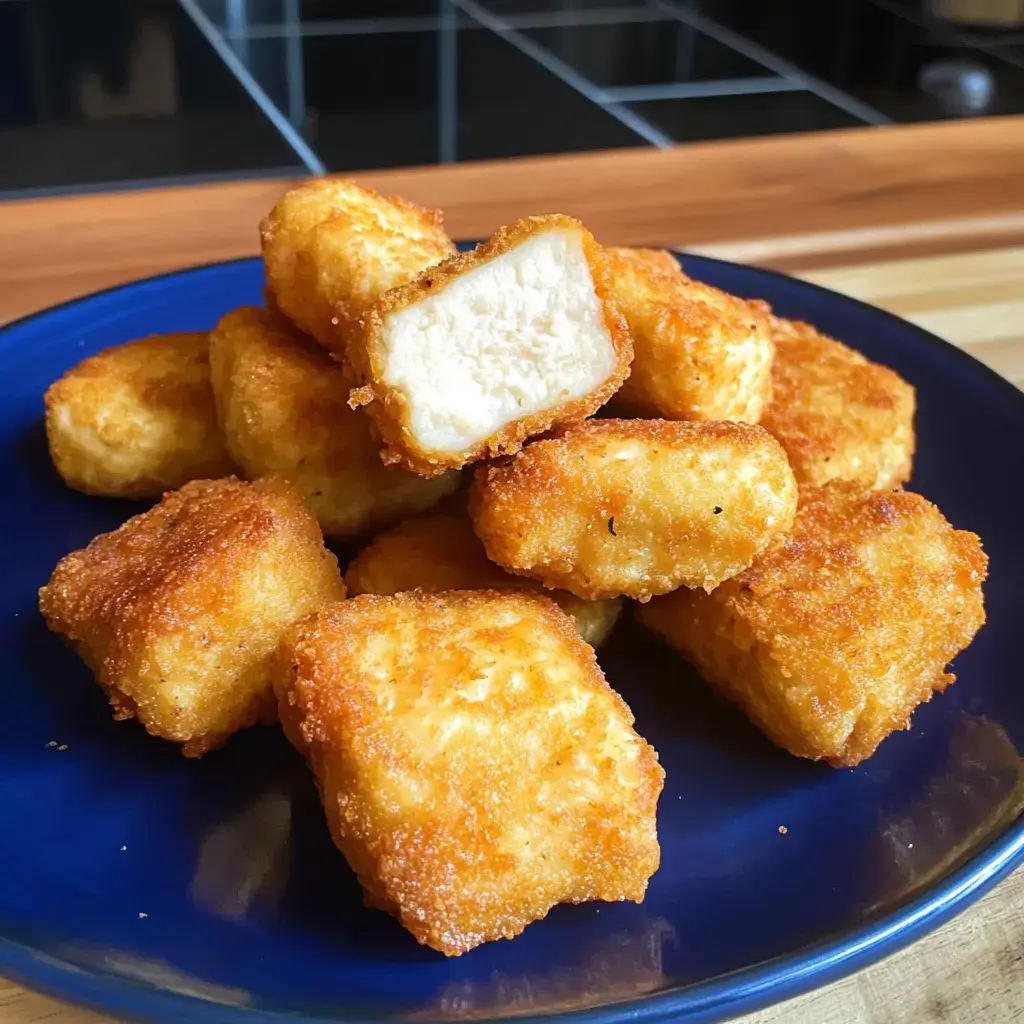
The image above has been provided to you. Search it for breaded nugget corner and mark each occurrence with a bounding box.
[344,507,622,647]
[260,177,456,355]
[606,247,685,280]
[39,476,345,756]
[273,590,663,955]
[44,332,234,498]
[760,316,916,488]
[348,215,633,476]
[638,482,987,766]
[606,248,774,424]
[208,306,459,538]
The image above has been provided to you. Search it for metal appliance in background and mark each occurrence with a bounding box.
[929,0,1024,25]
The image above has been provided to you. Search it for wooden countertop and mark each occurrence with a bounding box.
[4,115,1024,325]
[2,117,1023,1024]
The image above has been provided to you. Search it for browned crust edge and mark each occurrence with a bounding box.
[259,178,456,358]
[346,215,634,477]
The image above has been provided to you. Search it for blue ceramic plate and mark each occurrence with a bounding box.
[2,255,1023,1024]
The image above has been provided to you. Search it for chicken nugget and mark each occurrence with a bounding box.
[39,476,345,756]
[610,246,685,279]
[208,307,459,538]
[348,215,633,476]
[344,508,621,647]
[273,590,663,955]
[260,178,456,355]
[760,316,916,488]
[637,482,987,767]
[605,248,774,423]
[470,419,797,601]
[44,332,234,498]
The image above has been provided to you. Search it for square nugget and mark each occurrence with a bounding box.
[760,316,916,489]
[605,247,774,424]
[45,332,235,499]
[343,506,622,648]
[348,215,633,476]
[274,590,663,955]
[39,476,346,756]
[638,482,987,767]
[209,306,459,538]
[260,178,456,356]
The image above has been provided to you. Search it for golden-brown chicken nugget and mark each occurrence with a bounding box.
[638,482,987,767]
[273,590,663,955]
[260,178,456,355]
[44,332,234,498]
[609,246,685,279]
[760,316,916,488]
[605,248,774,423]
[209,307,459,538]
[470,419,797,601]
[39,476,345,756]
[349,215,633,476]
[344,508,621,647]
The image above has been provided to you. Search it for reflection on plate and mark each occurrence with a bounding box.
[869,713,1024,912]
[422,918,676,1020]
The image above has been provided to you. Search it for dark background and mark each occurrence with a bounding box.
[2,0,1023,196]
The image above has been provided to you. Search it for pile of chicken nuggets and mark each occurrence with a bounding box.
[38,178,987,955]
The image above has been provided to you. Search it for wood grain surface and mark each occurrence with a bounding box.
[1,119,1023,1024]
[5,116,1024,325]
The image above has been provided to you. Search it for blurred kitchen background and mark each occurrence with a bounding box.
[3,0,1024,197]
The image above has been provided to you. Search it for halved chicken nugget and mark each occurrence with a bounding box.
[348,215,633,476]
[344,508,621,647]
[469,419,797,601]
[273,590,663,955]
[208,307,459,538]
[605,248,774,423]
[39,476,345,756]
[260,178,456,355]
[637,482,987,767]
[45,332,234,498]
[760,316,916,489]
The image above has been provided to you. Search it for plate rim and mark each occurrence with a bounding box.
[3,253,1023,1024]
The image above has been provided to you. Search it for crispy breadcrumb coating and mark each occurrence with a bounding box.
[348,215,633,476]
[44,332,234,498]
[39,476,345,756]
[637,482,987,767]
[607,247,683,279]
[344,508,621,647]
[760,316,916,489]
[605,248,774,424]
[208,307,459,538]
[273,590,663,955]
[469,419,797,601]
[260,178,456,355]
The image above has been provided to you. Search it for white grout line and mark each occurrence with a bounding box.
[451,0,675,148]
[225,0,250,66]
[237,15,442,38]
[508,5,666,29]
[603,75,803,103]
[226,7,667,40]
[283,0,306,129]
[179,0,326,175]
[651,0,893,126]
[438,0,458,163]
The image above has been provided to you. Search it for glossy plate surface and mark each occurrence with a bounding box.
[2,256,1023,1024]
